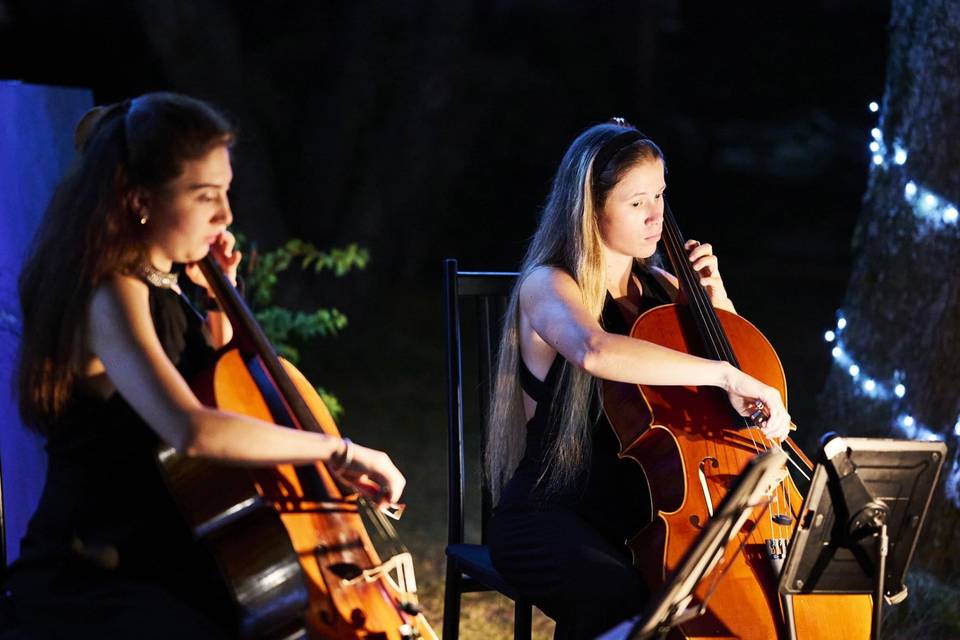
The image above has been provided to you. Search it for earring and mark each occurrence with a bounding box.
[139,214,149,225]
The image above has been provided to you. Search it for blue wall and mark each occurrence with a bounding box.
[0,81,93,564]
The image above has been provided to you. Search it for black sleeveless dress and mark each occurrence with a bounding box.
[0,285,234,639]
[488,264,673,640]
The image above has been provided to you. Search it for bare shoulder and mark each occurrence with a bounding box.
[90,273,149,311]
[519,265,579,304]
[87,274,152,346]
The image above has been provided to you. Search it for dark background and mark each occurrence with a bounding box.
[0,0,892,621]
[0,0,889,429]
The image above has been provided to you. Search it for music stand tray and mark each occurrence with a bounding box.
[777,435,947,640]
[600,448,789,640]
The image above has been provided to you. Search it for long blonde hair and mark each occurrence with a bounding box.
[485,122,664,500]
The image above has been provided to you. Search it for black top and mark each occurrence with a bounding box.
[5,284,231,622]
[495,262,673,544]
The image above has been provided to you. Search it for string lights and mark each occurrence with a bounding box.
[821,101,960,445]
[861,102,960,504]
[824,314,944,442]
[903,181,959,226]
[827,313,960,505]
[867,101,959,227]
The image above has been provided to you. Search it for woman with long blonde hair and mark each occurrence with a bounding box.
[485,120,790,639]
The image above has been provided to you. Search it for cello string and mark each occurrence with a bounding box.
[662,203,781,541]
[661,205,739,529]
[676,222,788,537]
[665,202,736,367]
[699,495,778,608]
[200,257,431,632]
[665,205,798,543]
[662,204,724,359]
[664,204,818,566]
[662,205,744,493]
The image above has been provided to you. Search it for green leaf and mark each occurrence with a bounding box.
[316,386,344,418]
[232,228,366,422]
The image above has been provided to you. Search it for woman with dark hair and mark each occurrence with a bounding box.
[485,120,791,639]
[1,93,405,638]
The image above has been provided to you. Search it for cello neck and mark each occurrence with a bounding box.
[660,199,740,368]
[197,255,324,436]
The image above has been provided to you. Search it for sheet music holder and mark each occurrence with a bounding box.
[777,433,947,640]
[599,447,790,640]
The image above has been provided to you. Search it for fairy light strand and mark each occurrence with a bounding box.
[854,101,960,504]
[823,102,959,443]
[825,313,949,442]
[868,101,958,226]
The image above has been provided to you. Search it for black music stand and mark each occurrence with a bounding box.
[599,448,790,640]
[777,433,947,640]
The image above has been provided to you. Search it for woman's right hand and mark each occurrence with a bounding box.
[721,365,790,442]
[331,441,406,510]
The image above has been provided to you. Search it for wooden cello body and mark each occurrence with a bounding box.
[603,203,872,639]
[157,256,435,640]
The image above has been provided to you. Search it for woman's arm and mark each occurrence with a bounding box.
[519,266,789,440]
[521,267,731,387]
[87,274,405,502]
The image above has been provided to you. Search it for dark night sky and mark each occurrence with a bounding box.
[0,0,891,444]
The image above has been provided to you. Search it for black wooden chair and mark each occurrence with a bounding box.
[441,258,533,640]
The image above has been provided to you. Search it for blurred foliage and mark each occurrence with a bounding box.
[234,232,369,417]
[243,239,369,307]
[885,570,960,639]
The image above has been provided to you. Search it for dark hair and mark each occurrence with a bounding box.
[17,92,235,432]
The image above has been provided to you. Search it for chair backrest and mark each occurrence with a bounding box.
[443,259,518,548]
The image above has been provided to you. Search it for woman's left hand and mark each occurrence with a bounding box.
[686,239,734,312]
[185,230,242,294]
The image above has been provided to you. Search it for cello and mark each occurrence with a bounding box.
[602,200,872,639]
[157,255,436,639]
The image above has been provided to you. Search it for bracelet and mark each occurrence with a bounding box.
[331,437,353,471]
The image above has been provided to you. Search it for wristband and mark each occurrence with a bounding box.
[331,437,353,471]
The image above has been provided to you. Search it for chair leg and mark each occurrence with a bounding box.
[442,559,462,640]
[513,599,532,640]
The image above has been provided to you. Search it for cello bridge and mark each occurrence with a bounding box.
[341,551,419,599]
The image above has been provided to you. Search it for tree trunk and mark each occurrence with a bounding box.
[817,0,960,582]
